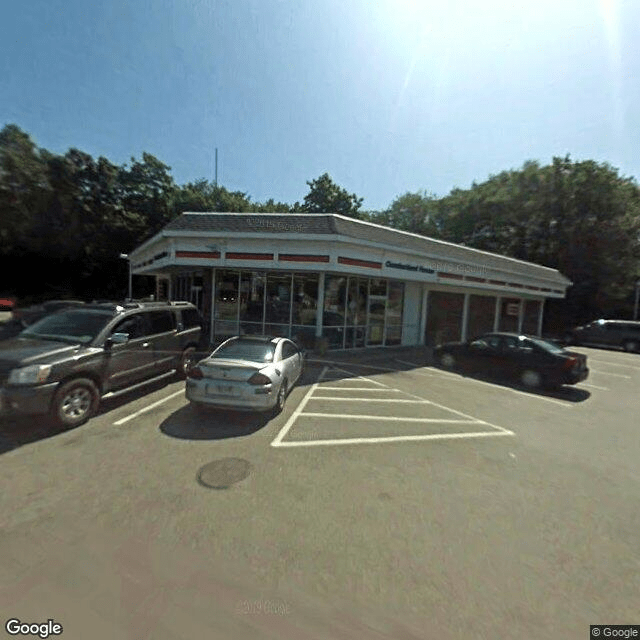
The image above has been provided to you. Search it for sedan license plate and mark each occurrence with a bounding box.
[207,383,236,396]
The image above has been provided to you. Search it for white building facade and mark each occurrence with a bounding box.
[129,213,571,350]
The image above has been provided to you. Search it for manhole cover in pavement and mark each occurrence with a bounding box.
[197,458,252,489]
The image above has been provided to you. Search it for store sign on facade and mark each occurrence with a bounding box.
[385,260,435,274]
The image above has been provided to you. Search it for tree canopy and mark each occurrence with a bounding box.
[302,173,364,218]
[1,123,639,324]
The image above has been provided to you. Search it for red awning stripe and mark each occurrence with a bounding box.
[337,257,382,269]
[279,254,330,263]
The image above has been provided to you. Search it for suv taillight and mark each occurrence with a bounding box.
[248,372,271,385]
[187,366,203,379]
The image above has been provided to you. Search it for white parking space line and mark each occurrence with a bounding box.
[579,382,610,391]
[327,364,514,429]
[309,398,431,403]
[316,386,402,391]
[299,414,478,423]
[395,359,461,378]
[588,359,640,370]
[590,369,631,379]
[309,359,401,372]
[113,389,185,426]
[274,431,514,448]
[272,363,516,448]
[271,366,328,447]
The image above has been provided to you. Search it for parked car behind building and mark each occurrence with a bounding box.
[564,319,640,352]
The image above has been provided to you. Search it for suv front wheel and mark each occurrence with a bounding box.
[51,378,100,428]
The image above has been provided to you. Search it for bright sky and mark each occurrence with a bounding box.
[2,0,639,211]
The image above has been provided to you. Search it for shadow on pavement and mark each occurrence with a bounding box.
[0,376,183,455]
[307,357,592,404]
[159,404,271,441]
[0,414,69,455]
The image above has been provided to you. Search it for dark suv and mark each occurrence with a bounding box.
[0,301,203,427]
[565,319,640,352]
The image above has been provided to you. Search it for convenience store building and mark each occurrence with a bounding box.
[129,213,571,349]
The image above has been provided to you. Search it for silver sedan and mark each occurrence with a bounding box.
[185,336,304,414]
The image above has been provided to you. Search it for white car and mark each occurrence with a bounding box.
[185,336,305,414]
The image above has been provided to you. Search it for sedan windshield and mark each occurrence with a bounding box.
[212,340,275,363]
[20,310,113,344]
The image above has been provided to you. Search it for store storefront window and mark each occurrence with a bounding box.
[214,270,240,339]
[367,279,387,346]
[345,277,367,348]
[291,274,319,350]
[265,273,292,337]
[385,281,404,346]
[323,276,347,348]
[239,271,266,335]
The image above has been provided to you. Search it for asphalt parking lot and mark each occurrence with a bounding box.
[1,345,640,639]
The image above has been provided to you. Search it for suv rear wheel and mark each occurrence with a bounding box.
[623,340,639,353]
[51,378,100,428]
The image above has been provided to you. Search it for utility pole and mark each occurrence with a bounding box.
[634,280,640,321]
[214,148,218,187]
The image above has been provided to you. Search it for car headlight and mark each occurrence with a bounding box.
[8,364,53,385]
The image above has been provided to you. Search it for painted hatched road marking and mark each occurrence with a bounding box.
[271,364,514,448]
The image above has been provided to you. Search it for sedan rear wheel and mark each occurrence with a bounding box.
[623,340,639,353]
[439,352,456,369]
[521,369,542,389]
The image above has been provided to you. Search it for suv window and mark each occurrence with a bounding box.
[181,308,203,329]
[111,315,147,340]
[144,310,175,334]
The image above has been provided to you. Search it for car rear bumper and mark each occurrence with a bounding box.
[185,380,277,411]
[558,368,589,385]
[0,383,58,416]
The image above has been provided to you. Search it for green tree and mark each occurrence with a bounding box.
[171,179,254,215]
[0,124,51,253]
[120,152,176,236]
[375,191,443,235]
[428,156,640,319]
[302,173,363,218]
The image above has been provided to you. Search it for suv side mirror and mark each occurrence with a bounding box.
[106,332,129,348]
